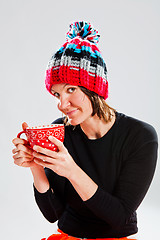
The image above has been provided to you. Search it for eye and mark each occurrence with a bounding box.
[52,92,60,98]
[67,87,76,93]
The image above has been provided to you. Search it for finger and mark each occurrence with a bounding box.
[48,136,64,151]
[32,151,57,164]
[13,151,33,160]
[16,144,33,155]
[33,145,58,158]
[22,122,28,131]
[34,158,52,168]
[12,137,28,146]
[12,148,18,154]
[14,157,33,167]
[14,160,36,167]
[12,145,32,155]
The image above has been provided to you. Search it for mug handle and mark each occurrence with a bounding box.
[17,130,26,138]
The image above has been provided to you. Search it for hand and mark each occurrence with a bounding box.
[12,122,40,168]
[32,136,77,179]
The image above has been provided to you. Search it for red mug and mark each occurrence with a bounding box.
[17,124,64,151]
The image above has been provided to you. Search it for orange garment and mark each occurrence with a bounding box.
[41,229,136,240]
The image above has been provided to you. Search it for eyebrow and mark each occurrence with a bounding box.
[63,83,69,88]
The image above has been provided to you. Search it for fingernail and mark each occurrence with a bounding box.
[33,145,37,150]
[48,136,54,140]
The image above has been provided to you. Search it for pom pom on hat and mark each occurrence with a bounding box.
[45,21,108,99]
[66,21,100,45]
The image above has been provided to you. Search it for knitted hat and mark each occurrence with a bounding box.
[45,21,108,99]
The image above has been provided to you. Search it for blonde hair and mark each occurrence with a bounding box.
[63,86,116,126]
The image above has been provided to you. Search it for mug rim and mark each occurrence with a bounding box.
[26,124,64,130]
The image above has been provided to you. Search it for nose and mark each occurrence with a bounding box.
[58,95,70,112]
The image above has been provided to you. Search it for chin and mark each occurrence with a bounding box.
[68,117,83,126]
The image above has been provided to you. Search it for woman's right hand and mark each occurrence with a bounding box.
[12,122,49,192]
[12,122,38,168]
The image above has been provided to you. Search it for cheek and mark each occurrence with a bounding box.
[72,93,86,106]
[79,95,93,114]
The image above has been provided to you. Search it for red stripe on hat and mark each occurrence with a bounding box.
[45,66,108,99]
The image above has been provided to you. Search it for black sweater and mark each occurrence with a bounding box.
[34,112,158,238]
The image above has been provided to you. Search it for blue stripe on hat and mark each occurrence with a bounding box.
[58,46,65,53]
[58,44,104,62]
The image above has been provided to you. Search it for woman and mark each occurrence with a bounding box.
[12,21,158,240]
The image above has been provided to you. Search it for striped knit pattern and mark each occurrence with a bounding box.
[66,21,100,45]
[45,22,108,99]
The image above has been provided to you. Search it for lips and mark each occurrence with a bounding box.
[66,109,78,117]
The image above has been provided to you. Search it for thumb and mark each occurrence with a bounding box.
[48,135,64,151]
[22,122,28,131]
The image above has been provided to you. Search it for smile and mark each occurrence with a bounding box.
[67,109,78,117]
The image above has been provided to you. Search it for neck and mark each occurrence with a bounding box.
[80,111,116,140]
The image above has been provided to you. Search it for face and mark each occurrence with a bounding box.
[51,83,93,126]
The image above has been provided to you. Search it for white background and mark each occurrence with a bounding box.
[0,0,159,239]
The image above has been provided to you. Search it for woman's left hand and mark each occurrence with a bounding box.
[32,136,77,179]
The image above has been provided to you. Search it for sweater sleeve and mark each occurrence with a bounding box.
[84,123,158,229]
[33,117,66,222]
[33,168,66,223]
